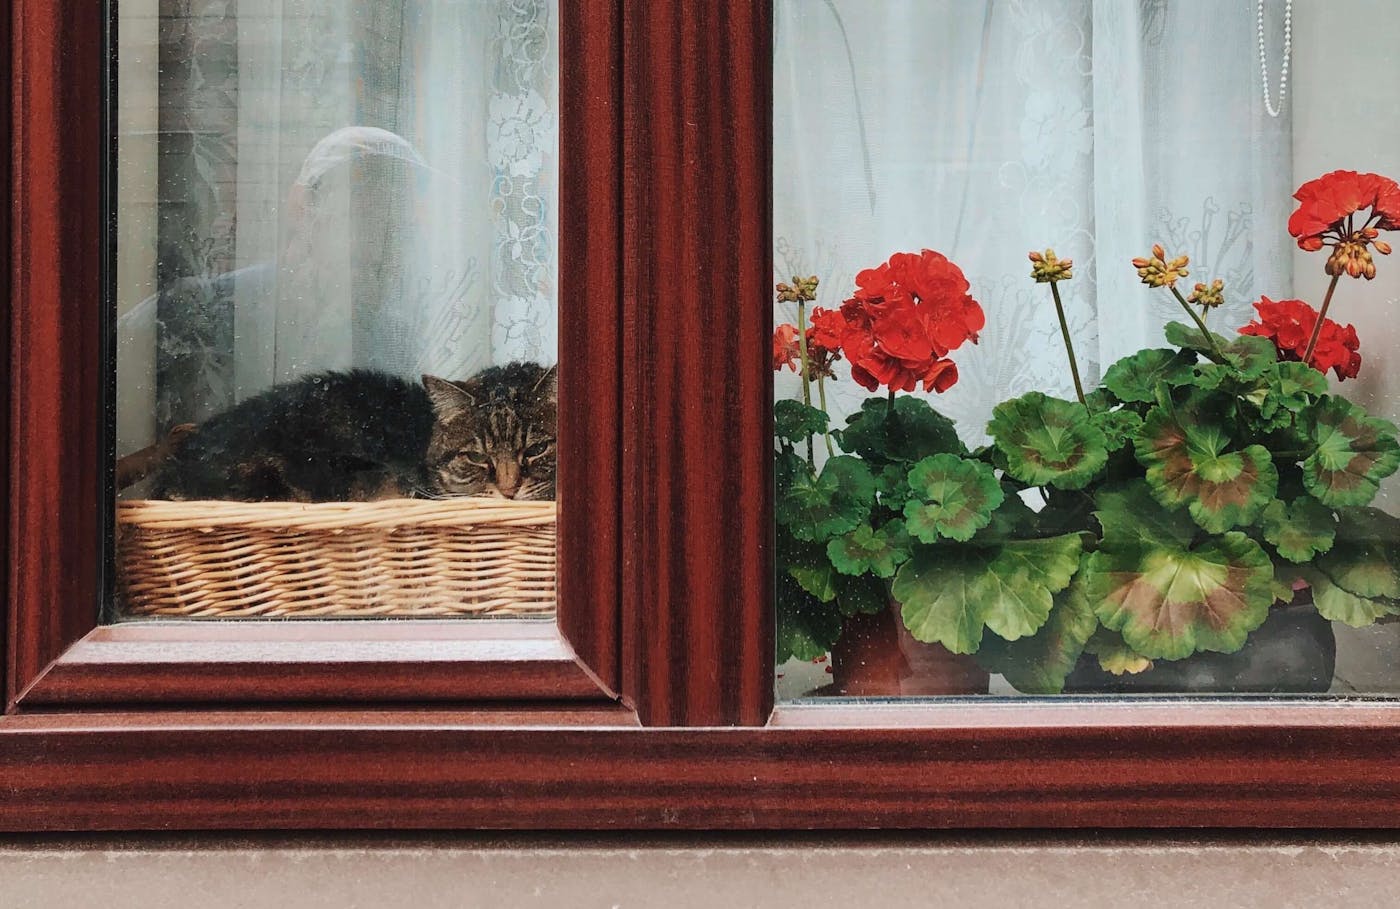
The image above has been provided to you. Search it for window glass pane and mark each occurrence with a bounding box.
[113,0,558,619]
[773,0,1400,698]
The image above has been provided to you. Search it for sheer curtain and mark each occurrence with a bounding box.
[116,0,558,453]
[774,0,1294,445]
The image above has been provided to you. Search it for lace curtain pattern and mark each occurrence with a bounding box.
[774,0,1293,446]
[117,0,558,450]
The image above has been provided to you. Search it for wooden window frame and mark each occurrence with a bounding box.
[4,1,1400,832]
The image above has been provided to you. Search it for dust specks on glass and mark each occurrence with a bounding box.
[112,0,559,621]
[773,0,1400,699]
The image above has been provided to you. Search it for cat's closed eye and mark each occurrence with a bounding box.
[455,449,489,468]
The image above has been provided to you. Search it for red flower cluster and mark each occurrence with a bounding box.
[772,250,983,393]
[1238,296,1361,381]
[831,250,985,393]
[1288,170,1400,279]
[772,307,843,380]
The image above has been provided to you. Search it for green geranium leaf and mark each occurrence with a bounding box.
[839,396,964,463]
[980,485,1040,540]
[774,399,829,444]
[827,520,912,578]
[1084,627,1154,675]
[788,561,837,603]
[776,595,844,665]
[902,454,1004,543]
[988,392,1109,490]
[778,531,837,602]
[775,455,876,542]
[775,569,843,663]
[1101,348,1198,403]
[1084,388,1119,412]
[977,560,1098,694]
[1164,321,1228,355]
[875,463,915,510]
[1250,361,1330,430]
[834,572,889,617]
[1303,569,1400,627]
[1165,323,1277,378]
[1135,398,1277,532]
[1314,507,1400,600]
[1093,477,1196,548]
[893,533,1084,653]
[1302,396,1400,507]
[775,450,806,497]
[1085,482,1273,659]
[1261,497,1336,563]
[1091,408,1145,453]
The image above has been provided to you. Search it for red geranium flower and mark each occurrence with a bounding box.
[772,315,842,380]
[807,306,846,351]
[772,323,800,371]
[1288,170,1400,279]
[1238,296,1361,381]
[837,249,984,394]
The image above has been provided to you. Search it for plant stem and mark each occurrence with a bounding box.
[1169,285,1224,359]
[1300,273,1343,366]
[795,301,814,466]
[1049,280,1087,407]
[887,387,897,420]
[816,373,835,456]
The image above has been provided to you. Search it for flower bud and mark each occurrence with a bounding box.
[1188,278,1225,308]
[1029,248,1073,283]
[1132,245,1190,288]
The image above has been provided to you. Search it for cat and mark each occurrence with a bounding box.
[149,362,557,502]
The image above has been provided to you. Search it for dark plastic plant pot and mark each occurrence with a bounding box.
[1063,595,1337,694]
[828,601,991,696]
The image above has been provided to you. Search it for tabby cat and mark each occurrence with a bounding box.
[150,362,557,502]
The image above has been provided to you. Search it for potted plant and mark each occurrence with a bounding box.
[772,252,992,694]
[774,170,1400,695]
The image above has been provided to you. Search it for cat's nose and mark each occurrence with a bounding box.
[495,460,522,498]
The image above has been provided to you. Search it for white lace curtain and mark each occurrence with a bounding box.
[117,0,557,453]
[774,0,1294,444]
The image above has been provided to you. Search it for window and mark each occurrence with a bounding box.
[5,0,1399,832]
[773,0,1400,699]
[114,0,560,621]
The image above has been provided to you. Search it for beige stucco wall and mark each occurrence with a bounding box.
[3,834,1400,907]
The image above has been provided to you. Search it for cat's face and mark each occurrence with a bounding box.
[422,364,557,500]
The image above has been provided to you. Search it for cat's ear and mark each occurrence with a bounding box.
[533,364,558,402]
[422,375,475,420]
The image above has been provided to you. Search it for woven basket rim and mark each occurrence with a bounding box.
[117,497,557,532]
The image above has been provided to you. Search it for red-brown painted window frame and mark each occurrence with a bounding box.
[3,0,629,715]
[4,1,1400,832]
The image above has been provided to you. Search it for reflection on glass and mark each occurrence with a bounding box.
[113,1,558,619]
[774,0,1400,697]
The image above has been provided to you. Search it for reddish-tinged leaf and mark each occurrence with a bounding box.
[1136,398,1277,532]
[1302,396,1400,507]
[1085,483,1273,660]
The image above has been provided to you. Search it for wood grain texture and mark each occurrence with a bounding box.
[16,623,608,705]
[3,704,1400,830]
[556,0,623,698]
[5,1,625,711]
[6,0,106,708]
[620,0,774,726]
[0,0,12,712]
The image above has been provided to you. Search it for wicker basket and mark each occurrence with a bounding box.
[116,498,556,618]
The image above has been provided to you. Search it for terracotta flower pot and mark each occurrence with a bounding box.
[829,601,990,696]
